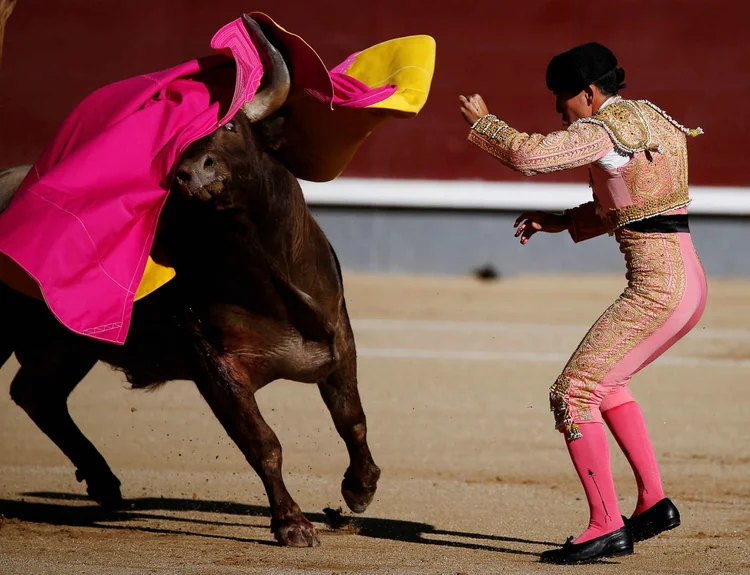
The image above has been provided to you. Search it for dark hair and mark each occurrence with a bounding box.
[593,67,627,96]
[546,42,620,95]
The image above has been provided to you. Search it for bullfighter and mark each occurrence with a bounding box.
[459,42,706,564]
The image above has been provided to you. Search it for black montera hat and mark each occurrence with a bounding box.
[546,42,620,94]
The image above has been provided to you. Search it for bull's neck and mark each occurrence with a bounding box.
[248,165,311,259]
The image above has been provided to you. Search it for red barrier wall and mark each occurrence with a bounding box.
[0,1,745,186]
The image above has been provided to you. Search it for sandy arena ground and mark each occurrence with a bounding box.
[1,273,748,575]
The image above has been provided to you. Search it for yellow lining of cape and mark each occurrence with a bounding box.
[344,35,436,115]
[135,256,175,300]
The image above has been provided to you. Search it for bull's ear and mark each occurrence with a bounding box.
[261,112,287,151]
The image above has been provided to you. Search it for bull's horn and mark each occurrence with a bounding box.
[241,14,291,123]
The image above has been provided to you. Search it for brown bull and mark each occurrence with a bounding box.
[0,17,379,547]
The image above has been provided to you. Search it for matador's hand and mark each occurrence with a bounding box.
[514,211,571,245]
[459,94,489,126]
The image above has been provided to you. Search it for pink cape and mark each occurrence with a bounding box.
[0,16,395,344]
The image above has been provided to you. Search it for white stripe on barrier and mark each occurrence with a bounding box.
[301,178,750,215]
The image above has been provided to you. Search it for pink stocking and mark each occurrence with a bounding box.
[603,401,665,516]
[566,422,624,543]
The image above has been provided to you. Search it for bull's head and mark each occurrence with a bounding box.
[173,16,290,204]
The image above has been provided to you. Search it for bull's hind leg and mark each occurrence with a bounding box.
[10,355,123,509]
[318,324,380,513]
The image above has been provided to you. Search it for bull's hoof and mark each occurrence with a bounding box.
[272,514,321,547]
[75,468,123,510]
[341,464,380,514]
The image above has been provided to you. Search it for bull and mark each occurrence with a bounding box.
[0,18,380,547]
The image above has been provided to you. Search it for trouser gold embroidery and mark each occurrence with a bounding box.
[550,230,706,441]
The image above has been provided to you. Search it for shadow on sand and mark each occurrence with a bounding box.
[0,491,567,557]
[0,491,627,564]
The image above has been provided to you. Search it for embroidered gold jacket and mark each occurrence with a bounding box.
[468,97,703,241]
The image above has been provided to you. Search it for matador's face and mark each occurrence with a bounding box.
[555,90,593,129]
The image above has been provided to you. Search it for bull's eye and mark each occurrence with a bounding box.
[224,121,236,132]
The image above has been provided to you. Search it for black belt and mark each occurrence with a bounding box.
[623,214,689,233]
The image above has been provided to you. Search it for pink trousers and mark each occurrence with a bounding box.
[550,228,708,441]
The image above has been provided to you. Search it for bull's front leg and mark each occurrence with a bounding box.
[192,351,320,547]
[318,327,380,513]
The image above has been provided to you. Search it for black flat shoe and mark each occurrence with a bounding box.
[624,498,681,542]
[540,527,633,564]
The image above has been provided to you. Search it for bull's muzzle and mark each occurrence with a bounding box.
[174,153,223,198]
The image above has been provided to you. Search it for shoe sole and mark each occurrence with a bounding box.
[575,548,634,565]
[632,519,681,542]
[541,547,634,565]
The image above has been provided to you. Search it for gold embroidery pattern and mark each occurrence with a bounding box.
[590,100,698,232]
[637,99,704,138]
[603,199,692,230]
[602,102,692,229]
[468,116,612,176]
[550,229,687,441]
[576,98,659,154]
